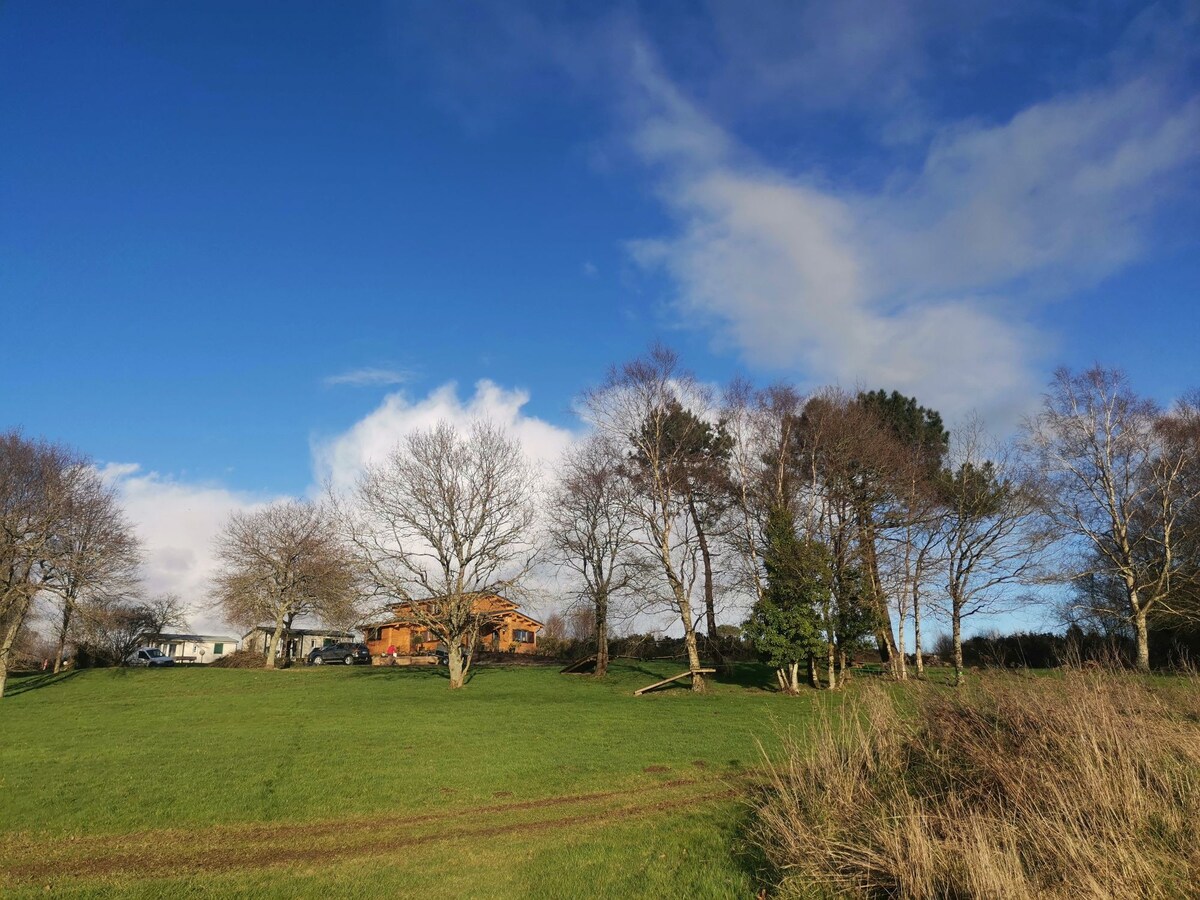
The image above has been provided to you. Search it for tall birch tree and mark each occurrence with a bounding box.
[584,346,712,692]
[1026,367,1200,672]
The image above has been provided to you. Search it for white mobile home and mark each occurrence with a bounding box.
[141,633,239,664]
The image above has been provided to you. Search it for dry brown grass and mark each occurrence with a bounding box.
[208,649,266,668]
[751,671,1200,899]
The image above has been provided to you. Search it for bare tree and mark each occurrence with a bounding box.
[566,604,598,642]
[877,445,949,680]
[541,612,567,642]
[547,436,640,676]
[878,503,940,679]
[81,599,156,666]
[721,379,769,609]
[39,469,142,673]
[141,593,189,637]
[1026,367,1200,671]
[583,346,713,692]
[1,433,93,698]
[722,381,808,611]
[939,421,1050,685]
[344,420,538,689]
[212,500,358,669]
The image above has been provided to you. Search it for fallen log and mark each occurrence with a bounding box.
[634,668,715,696]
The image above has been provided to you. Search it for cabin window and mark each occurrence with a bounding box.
[214,643,224,655]
[513,629,535,643]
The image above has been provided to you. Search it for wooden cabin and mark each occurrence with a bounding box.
[364,593,543,657]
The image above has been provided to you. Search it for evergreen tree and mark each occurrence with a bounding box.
[744,505,829,692]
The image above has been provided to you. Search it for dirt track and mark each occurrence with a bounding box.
[0,777,735,884]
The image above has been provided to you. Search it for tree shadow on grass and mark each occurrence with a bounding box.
[5,669,82,696]
[622,663,673,681]
[359,664,452,682]
[711,661,778,692]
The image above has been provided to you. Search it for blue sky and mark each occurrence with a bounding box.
[2,2,1198,629]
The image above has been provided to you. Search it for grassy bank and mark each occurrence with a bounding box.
[0,660,826,897]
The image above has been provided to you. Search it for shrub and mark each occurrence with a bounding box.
[750,671,1200,899]
[210,649,266,669]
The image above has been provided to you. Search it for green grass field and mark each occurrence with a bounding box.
[0,660,835,898]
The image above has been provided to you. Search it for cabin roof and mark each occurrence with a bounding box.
[367,593,543,630]
[240,626,356,639]
[388,591,517,609]
[142,632,240,643]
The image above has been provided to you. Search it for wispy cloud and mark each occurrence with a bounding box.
[323,367,410,388]
[617,21,1200,424]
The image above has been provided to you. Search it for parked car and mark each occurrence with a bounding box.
[434,648,449,665]
[128,647,175,667]
[307,643,371,666]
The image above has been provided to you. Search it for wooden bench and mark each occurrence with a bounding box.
[634,668,715,696]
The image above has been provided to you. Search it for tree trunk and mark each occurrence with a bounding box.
[684,621,706,693]
[789,662,799,693]
[594,592,609,678]
[0,614,26,700]
[807,655,819,689]
[54,594,76,675]
[448,642,467,689]
[776,667,787,693]
[666,560,706,693]
[913,589,925,678]
[858,517,899,672]
[687,491,718,639]
[658,515,705,693]
[952,600,964,687]
[826,641,837,690]
[895,608,908,682]
[1133,608,1150,673]
[264,616,286,670]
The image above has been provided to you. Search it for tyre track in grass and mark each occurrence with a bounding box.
[0,776,738,884]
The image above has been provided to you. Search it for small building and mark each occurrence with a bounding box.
[241,626,358,661]
[141,633,240,664]
[364,593,543,657]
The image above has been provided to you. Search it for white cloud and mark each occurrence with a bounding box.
[97,380,579,634]
[313,379,578,494]
[323,367,410,388]
[99,464,276,636]
[622,40,1200,424]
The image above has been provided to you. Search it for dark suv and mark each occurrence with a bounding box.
[307,643,371,666]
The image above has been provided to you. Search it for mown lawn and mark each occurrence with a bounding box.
[0,660,836,898]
